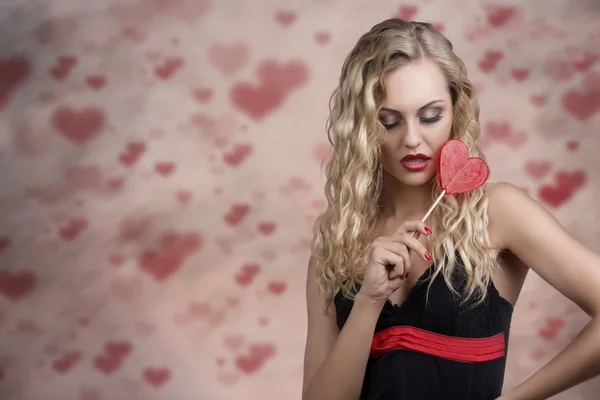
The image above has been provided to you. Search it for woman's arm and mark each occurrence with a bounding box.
[302,255,382,400]
[487,182,600,400]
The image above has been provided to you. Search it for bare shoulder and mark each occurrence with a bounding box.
[484,182,600,317]
[485,181,529,203]
[484,181,532,250]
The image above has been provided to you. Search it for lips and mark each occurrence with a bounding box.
[400,153,431,172]
[401,154,431,162]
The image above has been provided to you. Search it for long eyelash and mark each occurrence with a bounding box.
[382,121,400,130]
[421,115,443,123]
[382,114,442,130]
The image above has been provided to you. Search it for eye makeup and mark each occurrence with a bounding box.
[379,104,444,130]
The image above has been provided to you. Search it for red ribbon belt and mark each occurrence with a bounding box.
[371,326,505,363]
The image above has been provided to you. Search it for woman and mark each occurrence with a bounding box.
[302,19,600,400]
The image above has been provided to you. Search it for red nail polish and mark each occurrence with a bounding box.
[404,272,409,279]
[424,227,432,235]
[424,252,432,261]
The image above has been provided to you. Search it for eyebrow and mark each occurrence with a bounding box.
[380,99,444,114]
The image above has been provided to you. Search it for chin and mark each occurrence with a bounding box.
[389,171,435,187]
[401,174,435,187]
[387,164,437,187]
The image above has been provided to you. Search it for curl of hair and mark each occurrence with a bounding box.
[311,19,500,312]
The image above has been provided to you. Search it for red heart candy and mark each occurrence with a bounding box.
[438,139,489,194]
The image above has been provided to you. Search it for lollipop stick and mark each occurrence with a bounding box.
[408,189,446,240]
[421,190,446,223]
[388,190,446,276]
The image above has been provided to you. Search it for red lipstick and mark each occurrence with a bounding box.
[400,153,431,172]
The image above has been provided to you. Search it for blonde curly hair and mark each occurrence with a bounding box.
[311,19,500,311]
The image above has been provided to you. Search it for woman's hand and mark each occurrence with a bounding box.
[358,220,432,308]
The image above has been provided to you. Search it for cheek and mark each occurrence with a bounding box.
[443,114,454,137]
[430,118,453,144]
[379,147,392,164]
[379,138,398,160]
[426,120,453,158]
[378,134,391,153]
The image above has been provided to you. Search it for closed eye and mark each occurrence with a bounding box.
[421,114,442,124]
[382,121,400,130]
[381,114,442,130]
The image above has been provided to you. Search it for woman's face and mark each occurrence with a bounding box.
[378,57,454,187]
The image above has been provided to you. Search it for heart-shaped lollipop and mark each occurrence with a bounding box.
[420,139,490,222]
[438,139,489,195]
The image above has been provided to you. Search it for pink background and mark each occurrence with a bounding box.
[0,0,599,399]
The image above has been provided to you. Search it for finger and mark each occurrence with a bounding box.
[391,260,408,280]
[380,240,411,270]
[380,241,410,263]
[393,233,431,262]
[388,276,406,291]
[386,253,406,279]
[396,220,433,238]
[375,248,404,272]
[387,256,405,280]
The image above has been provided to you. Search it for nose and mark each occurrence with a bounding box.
[402,121,422,149]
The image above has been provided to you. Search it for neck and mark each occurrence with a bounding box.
[378,169,435,222]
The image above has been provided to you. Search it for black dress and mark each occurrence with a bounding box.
[334,261,514,400]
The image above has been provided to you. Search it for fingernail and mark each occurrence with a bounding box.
[424,252,432,261]
[404,272,409,278]
[424,227,432,235]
